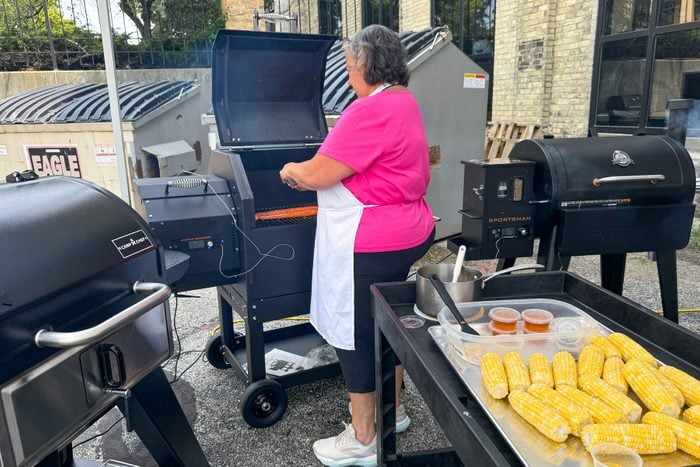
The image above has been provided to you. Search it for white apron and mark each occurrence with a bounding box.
[309,83,391,350]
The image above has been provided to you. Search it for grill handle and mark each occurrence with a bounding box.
[34,282,171,349]
[592,174,665,186]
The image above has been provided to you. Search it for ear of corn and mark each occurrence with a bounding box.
[481,352,509,399]
[607,332,657,367]
[508,389,571,442]
[557,384,627,423]
[528,353,554,388]
[642,411,700,459]
[590,334,622,359]
[527,383,592,436]
[579,374,642,423]
[658,365,700,406]
[578,344,604,378]
[647,365,685,408]
[683,405,700,427]
[602,357,628,394]
[580,423,676,455]
[552,351,577,389]
[504,352,531,392]
[622,359,680,417]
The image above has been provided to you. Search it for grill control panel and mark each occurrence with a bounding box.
[170,235,222,251]
[456,158,536,260]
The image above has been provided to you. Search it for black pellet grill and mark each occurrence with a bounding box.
[451,135,696,321]
[132,30,341,428]
[0,177,208,466]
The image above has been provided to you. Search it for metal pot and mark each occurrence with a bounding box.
[415,263,544,318]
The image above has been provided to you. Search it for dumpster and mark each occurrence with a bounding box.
[0,80,210,197]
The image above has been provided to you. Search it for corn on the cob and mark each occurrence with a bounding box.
[684,405,700,427]
[590,334,622,360]
[504,352,531,392]
[527,383,592,436]
[557,384,627,423]
[623,359,680,417]
[529,353,554,388]
[579,374,642,422]
[602,357,628,394]
[580,423,676,455]
[642,411,700,459]
[508,389,571,442]
[578,344,604,378]
[647,364,685,408]
[658,365,700,406]
[552,351,577,389]
[607,332,657,367]
[481,352,509,399]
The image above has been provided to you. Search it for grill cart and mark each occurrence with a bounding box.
[133,30,342,428]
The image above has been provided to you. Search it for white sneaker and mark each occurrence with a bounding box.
[348,402,411,433]
[312,422,377,467]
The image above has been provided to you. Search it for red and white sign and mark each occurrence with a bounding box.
[25,145,82,177]
[94,143,117,165]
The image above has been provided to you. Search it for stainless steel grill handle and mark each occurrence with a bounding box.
[592,174,666,186]
[34,282,171,349]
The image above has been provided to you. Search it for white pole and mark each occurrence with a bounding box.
[97,0,131,204]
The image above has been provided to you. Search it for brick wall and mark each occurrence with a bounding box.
[400,0,431,32]
[492,0,597,137]
[342,0,363,37]
[222,0,264,30]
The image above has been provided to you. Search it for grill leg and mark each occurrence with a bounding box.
[536,227,570,271]
[600,254,626,296]
[119,367,209,466]
[375,320,397,466]
[655,250,679,323]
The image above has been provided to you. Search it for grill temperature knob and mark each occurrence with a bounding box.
[519,227,529,237]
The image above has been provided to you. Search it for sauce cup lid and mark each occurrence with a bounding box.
[488,307,520,323]
[521,308,554,324]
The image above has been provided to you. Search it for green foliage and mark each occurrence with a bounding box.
[689,225,700,251]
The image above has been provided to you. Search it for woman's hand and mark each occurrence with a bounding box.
[280,154,355,192]
[280,162,307,191]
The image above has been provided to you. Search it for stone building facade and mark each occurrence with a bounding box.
[219,0,605,138]
[492,0,598,137]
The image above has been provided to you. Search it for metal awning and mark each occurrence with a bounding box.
[0,80,195,124]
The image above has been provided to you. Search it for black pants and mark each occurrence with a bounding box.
[335,228,435,393]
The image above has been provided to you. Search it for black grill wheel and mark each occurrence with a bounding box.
[240,379,288,428]
[205,331,230,369]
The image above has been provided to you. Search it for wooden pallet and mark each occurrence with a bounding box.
[484,122,542,159]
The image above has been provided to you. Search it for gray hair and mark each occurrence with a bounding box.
[345,25,410,87]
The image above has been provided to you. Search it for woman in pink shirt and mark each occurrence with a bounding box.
[280,24,434,466]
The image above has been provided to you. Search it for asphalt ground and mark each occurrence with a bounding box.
[73,242,700,467]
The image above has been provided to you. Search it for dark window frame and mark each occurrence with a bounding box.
[590,0,700,134]
[362,0,399,30]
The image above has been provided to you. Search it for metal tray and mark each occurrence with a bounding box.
[428,325,700,467]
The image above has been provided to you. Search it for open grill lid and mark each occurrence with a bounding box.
[510,135,696,209]
[211,30,336,149]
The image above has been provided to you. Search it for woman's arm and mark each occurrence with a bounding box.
[280,152,355,191]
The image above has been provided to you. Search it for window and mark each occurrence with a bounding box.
[363,0,399,31]
[603,0,651,35]
[594,37,647,126]
[319,0,343,35]
[648,28,700,126]
[591,0,700,133]
[658,0,700,25]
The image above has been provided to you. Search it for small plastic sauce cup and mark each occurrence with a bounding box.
[589,443,642,467]
[488,307,520,332]
[489,322,518,336]
[521,308,553,333]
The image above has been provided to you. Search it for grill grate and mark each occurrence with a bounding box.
[255,216,316,228]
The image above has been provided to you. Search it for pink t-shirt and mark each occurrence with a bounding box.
[319,89,434,253]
